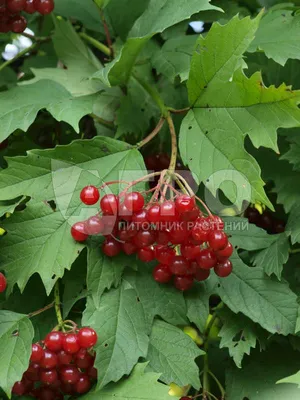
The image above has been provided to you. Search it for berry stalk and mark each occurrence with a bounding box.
[54,281,64,331]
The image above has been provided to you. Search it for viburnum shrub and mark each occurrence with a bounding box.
[2,0,300,399]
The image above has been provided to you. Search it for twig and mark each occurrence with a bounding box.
[137,118,165,148]
[54,281,64,331]
[0,43,37,73]
[166,113,177,173]
[100,10,114,58]
[290,248,300,254]
[79,32,111,57]
[90,113,115,129]
[28,302,55,318]
[168,107,190,114]
[20,32,50,42]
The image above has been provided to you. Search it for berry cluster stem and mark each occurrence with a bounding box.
[54,281,64,331]
[100,9,114,58]
[166,112,177,174]
[28,302,55,318]
[137,118,165,148]
[79,32,111,57]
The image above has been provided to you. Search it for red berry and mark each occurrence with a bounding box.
[180,207,200,222]
[0,273,7,293]
[181,397,191,400]
[11,15,27,33]
[74,374,91,394]
[100,194,119,215]
[38,387,57,400]
[35,0,54,14]
[85,216,105,235]
[30,343,44,363]
[24,0,36,13]
[60,365,80,384]
[132,209,148,228]
[156,230,170,245]
[185,260,198,276]
[80,186,100,205]
[181,244,201,260]
[196,249,217,269]
[25,363,40,381]
[40,350,58,369]
[208,230,228,251]
[160,201,178,222]
[45,331,64,352]
[57,350,73,366]
[174,276,194,291]
[87,366,98,380]
[192,218,210,242]
[7,0,26,12]
[216,242,233,260]
[63,333,80,354]
[40,369,58,385]
[194,268,210,281]
[102,238,121,257]
[210,215,225,230]
[153,264,173,283]
[75,348,94,369]
[118,202,132,221]
[138,247,155,262]
[78,327,98,348]
[168,223,189,244]
[175,195,195,213]
[132,230,156,248]
[169,255,189,275]
[147,204,161,224]
[12,381,26,396]
[118,225,136,242]
[214,260,233,277]
[124,192,144,212]
[71,222,88,242]
[155,246,175,265]
[61,382,75,395]
[122,241,137,255]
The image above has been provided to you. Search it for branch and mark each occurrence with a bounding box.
[54,281,64,331]
[100,10,114,57]
[28,302,55,318]
[90,113,115,129]
[0,43,37,73]
[79,32,111,57]
[166,113,177,173]
[137,118,165,148]
[168,107,190,114]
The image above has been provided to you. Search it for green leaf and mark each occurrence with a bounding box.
[278,371,300,388]
[248,9,300,66]
[87,244,133,307]
[124,268,188,326]
[0,311,34,396]
[188,14,260,105]
[281,135,300,171]
[287,205,300,244]
[147,319,203,388]
[179,109,272,209]
[0,80,100,141]
[81,363,171,400]
[0,197,24,218]
[94,0,111,9]
[251,232,290,279]
[217,253,298,335]
[218,307,266,368]
[152,35,197,82]
[226,345,300,399]
[94,0,221,86]
[82,284,149,390]
[224,217,277,251]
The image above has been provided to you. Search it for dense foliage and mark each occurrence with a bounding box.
[1,0,300,399]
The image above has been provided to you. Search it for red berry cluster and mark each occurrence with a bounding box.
[0,272,7,293]
[0,0,54,33]
[71,186,233,291]
[12,327,98,399]
[244,207,285,234]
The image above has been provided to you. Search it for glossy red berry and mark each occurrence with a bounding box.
[87,366,98,380]
[71,222,88,242]
[75,348,94,369]
[160,201,178,222]
[45,331,64,352]
[25,363,40,381]
[12,381,26,396]
[194,268,210,281]
[100,194,119,215]
[132,209,148,227]
[181,244,201,260]
[63,333,80,354]
[118,202,132,221]
[0,273,7,293]
[78,327,98,348]
[180,207,200,222]
[168,223,189,244]
[175,195,195,213]
[192,218,210,242]
[169,256,189,275]
[118,225,136,242]
[174,276,194,291]
[74,374,91,394]
[208,230,228,251]
[155,246,175,265]
[85,216,104,235]
[214,260,233,277]
[133,230,156,248]
[40,350,58,369]
[40,369,58,385]
[124,192,145,212]
[147,204,161,223]
[153,264,172,283]
[138,247,155,262]
[80,186,100,205]
[57,350,73,366]
[24,0,36,13]
[102,238,121,257]
[216,242,233,260]
[35,0,54,14]
[60,365,80,384]
[7,0,26,12]
[196,249,217,269]
[210,215,225,230]
[156,230,170,245]
[122,242,137,255]
[11,15,27,33]
[30,343,44,363]
[38,387,57,400]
